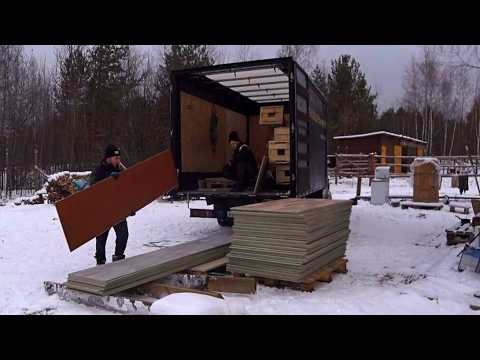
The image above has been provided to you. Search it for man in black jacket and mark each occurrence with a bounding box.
[224,131,258,192]
[90,144,129,265]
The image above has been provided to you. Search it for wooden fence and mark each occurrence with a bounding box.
[329,153,480,184]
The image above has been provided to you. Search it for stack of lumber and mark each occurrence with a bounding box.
[66,233,231,295]
[227,198,352,282]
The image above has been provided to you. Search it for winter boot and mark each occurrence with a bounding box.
[95,255,106,266]
[112,254,126,262]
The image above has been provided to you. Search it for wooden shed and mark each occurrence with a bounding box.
[333,131,427,174]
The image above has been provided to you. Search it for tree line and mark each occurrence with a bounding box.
[1,44,480,196]
[0,45,218,196]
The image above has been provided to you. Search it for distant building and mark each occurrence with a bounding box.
[333,131,427,173]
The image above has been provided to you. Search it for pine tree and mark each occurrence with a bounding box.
[325,55,378,141]
[156,45,217,94]
[311,65,328,96]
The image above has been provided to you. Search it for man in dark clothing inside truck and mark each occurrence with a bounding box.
[90,144,130,265]
[223,131,258,192]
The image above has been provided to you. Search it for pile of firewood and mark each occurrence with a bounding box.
[46,173,90,203]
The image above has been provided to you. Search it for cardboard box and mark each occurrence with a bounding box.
[268,141,290,163]
[275,165,290,185]
[274,127,290,142]
[260,106,284,125]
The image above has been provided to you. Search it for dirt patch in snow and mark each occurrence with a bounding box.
[378,272,427,286]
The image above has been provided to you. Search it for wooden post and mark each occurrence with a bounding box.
[369,152,376,186]
[356,176,362,198]
[466,145,480,195]
[335,153,339,185]
[5,147,9,199]
[34,148,39,190]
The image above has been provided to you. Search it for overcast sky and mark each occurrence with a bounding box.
[24,45,422,112]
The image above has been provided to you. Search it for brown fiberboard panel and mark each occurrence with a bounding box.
[231,198,352,215]
[56,149,178,252]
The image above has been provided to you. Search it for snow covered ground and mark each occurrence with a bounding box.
[1,178,479,315]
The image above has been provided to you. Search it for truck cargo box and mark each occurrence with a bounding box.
[170,57,329,225]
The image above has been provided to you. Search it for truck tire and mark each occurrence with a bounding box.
[217,216,234,227]
[214,205,233,227]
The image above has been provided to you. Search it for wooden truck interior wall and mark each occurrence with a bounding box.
[181,91,247,173]
[181,90,291,190]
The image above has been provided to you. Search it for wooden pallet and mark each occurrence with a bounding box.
[446,223,480,246]
[204,178,234,189]
[180,256,256,294]
[242,258,348,292]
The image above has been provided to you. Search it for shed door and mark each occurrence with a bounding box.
[394,145,402,173]
[381,145,387,165]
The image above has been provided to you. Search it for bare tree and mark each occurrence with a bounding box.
[402,57,421,139]
[437,45,480,70]
[235,45,259,61]
[449,66,473,155]
[277,45,319,72]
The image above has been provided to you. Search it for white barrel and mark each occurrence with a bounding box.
[375,166,390,180]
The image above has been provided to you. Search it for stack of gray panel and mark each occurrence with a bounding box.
[67,233,231,295]
[227,198,352,282]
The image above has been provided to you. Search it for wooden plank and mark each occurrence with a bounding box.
[394,145,402,173]
[207,275,257,294]
[254,154,268,194]
[56,149,178,252]
[67,233,231,295]
[189,257,228,273]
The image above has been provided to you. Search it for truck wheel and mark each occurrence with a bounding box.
[215,206,234,227]
[217,216,234,227]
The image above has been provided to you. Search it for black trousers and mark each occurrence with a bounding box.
[95,220,129,261]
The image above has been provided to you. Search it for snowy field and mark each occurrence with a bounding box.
[1,177,480,315]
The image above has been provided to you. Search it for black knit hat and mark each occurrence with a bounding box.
[228,131,240,142]
[104,144,120,158]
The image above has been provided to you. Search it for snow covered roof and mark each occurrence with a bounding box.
[333,131,427,145]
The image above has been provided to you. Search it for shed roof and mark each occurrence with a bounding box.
[333,131,427,145]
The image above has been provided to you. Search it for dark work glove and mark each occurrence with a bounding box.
[111,171,120,179]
